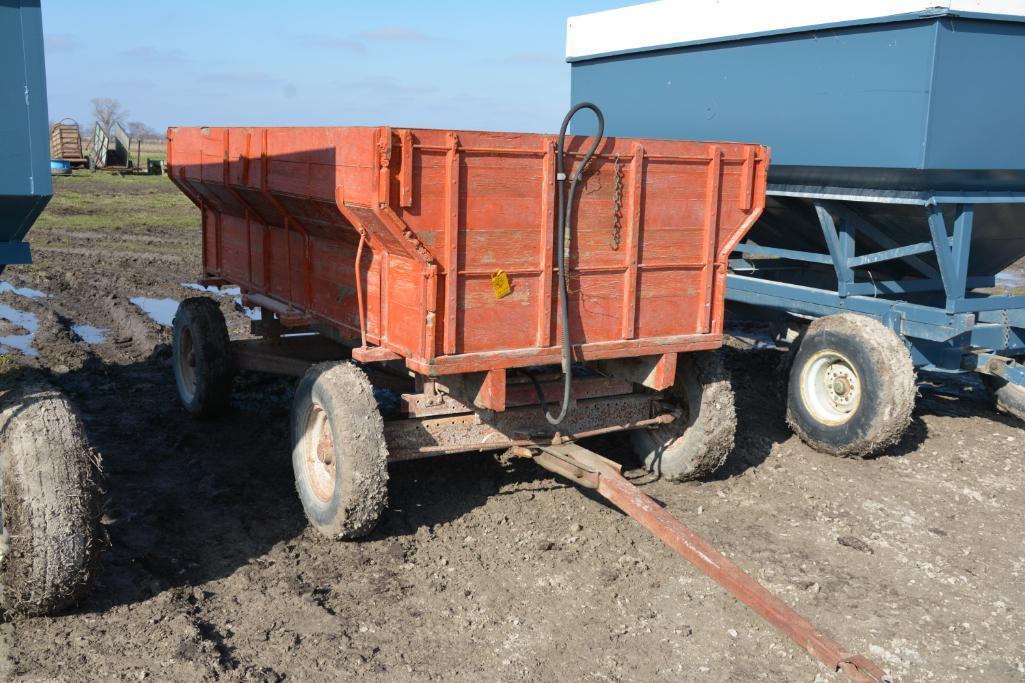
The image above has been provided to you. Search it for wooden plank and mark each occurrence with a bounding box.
[376,126,392,206]
[443,132,460,355]
[537,138,555,348]
[380,251,389,345]
[598,352,677,390]
[477,368,506,411]
[505,375,633,406]
[399,129,414,207]
[621,143,644,339]
[435,368,506,412]
[700,146,723,334]
[740,146,755,211]
[421,264,439,360]
[407,333,721,375]
[352,345,403,363]
[424,375,633,416]
[243,132,254,283]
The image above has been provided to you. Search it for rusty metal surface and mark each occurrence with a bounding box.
[532,441,622,489]
[384,394,675,460]
[405,374,634,418]
[387,414,673,461]
[531,444,890,683]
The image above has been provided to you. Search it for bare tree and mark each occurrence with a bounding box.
[90,97,128,135]
[126,121,158,140]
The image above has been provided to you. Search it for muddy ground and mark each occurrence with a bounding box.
[1,173,1025,682]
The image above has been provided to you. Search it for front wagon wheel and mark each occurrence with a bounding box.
[1,382,100,615]
[291,362,389,540]
[172,297,233,418]
[786,313,916,457]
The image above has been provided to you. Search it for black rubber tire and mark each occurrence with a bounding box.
[630,351,737,482]
[982,374,1025,423]
[291,362,388,540]
[786,313,916,458]
[172,297,233,418]
[0,381,100,616]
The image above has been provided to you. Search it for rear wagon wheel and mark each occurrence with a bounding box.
[786,313,916,457]
[982,373,1025,423]
[172,297,233,418]
[630,351,736,482]
[291,362,388,540]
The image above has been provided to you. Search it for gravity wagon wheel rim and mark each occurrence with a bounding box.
[177,326,197,400]
[652,399,691,446]
[800,350,861,425]
[303,403,337,504]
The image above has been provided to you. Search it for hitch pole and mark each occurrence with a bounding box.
[532,444,889,683]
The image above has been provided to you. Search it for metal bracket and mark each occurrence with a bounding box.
[535,442,621,488]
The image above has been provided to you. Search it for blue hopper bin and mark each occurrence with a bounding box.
[0,0,49,270]
[568,1,1025,446]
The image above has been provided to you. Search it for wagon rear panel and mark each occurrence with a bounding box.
[168,126,767,374]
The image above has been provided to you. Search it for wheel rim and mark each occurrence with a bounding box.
[647,392,691,449]
[176,326,197,401]
[800,350,861,425]
[302,403,337,504]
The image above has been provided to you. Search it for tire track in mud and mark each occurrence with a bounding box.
[32,246,189,265]
[34,229,195,246]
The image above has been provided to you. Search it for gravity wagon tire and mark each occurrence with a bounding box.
[982,374,1025,423]
[291,362,388,540]
[0,382,100,616]
[786,313,916,458]
[630,351,736,482]
[172,297,233,418]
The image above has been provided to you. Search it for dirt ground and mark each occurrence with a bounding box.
[2,172,1025,682]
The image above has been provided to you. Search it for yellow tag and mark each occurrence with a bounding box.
[491,270,511,299]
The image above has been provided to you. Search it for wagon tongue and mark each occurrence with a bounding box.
[519,443,890,683]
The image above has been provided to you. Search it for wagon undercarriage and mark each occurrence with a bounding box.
[227,319,679,460]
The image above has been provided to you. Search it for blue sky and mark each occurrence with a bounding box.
[41,1,629,134]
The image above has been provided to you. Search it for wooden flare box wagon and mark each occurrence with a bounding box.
[167,123,768,538]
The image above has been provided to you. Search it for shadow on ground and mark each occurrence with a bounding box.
[44,345,1019,616]
[51,352,517,614]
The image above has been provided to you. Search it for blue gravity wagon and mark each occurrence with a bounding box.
[0,0,49,268]
[0,0,99,617]
[569,0,1025,455]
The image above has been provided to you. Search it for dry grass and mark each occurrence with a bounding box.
[35,171,197,234]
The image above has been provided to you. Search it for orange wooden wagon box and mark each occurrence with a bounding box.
[167,118,768,538]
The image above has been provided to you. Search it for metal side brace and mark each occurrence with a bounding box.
[523,443,890,683]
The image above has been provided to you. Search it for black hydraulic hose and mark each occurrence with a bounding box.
[544,102,605,425]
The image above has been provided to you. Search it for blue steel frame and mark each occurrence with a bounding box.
[726,187,1025,389]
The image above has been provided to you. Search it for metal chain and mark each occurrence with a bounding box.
[610,154,623,251]
[606,153,623,250]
